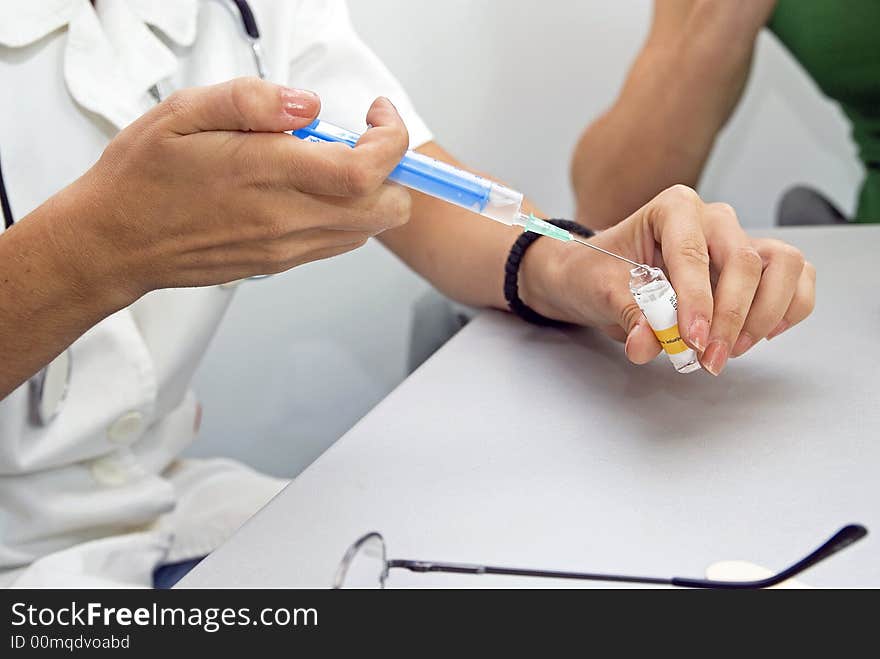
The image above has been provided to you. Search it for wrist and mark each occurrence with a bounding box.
[517,235,584,324]
[36,181,143,317]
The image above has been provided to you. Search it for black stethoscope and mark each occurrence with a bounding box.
[0,0,265,426]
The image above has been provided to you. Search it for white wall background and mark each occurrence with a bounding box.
[189,0,862,478]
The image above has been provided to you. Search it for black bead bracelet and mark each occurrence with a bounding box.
[503,219,595,327]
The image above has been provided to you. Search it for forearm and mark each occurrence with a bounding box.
[0,186,131,399]
[378,142,563,311]
[572,0,772,229]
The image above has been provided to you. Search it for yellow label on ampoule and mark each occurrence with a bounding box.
[652,325,688,355]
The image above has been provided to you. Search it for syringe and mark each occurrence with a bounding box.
[291,120,648,270]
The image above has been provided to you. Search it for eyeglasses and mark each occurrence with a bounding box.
[332,524,867,588]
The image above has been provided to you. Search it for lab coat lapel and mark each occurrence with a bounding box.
[64,0,178,130]
[0,0,77,48]
[2,1,200,130]
[127,0,199,48]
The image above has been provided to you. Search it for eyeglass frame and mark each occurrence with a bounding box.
[332,524,867,589]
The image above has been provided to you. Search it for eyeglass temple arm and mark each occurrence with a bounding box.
[386,560,671,587]
[671,524,867,589]
[388,525,867,589]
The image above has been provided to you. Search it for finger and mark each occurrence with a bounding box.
[270,237,372,273]
[767,261,816,341]
[237,228,374,276]
[730,239,805,357]
[700,245,763,375]
[624,318,663,365]
[309,183,412,233]
[602,278,663,365]
[242,181,412,237]
[359,96,411,174]
[649,186,714,352]
[697,204,763,374]
[271,97,410,197]
[158,77,321,135]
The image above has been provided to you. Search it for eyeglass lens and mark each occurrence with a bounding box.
[334,534,388,589]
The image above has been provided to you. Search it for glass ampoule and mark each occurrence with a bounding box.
[629,267,701,374]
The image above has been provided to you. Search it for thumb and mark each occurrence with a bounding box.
[595,277,662,365]
[624,318,662,365]
[612,289,662,365]
[157,77,320,136]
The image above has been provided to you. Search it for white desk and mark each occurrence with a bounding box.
[181,226,879,588]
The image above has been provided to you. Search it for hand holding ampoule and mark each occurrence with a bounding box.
[522,185,815,376]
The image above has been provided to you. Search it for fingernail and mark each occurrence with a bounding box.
[766,320,790,341]
[731,332,755,358]
[687,317,710,353]
[281,88,319,118]
[702,340,729,376]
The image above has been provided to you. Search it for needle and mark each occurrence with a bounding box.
[569,235,651,271]
[519,213,651,271]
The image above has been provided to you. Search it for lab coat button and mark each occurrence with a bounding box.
[107,411,144,444]
[90,457,129,487]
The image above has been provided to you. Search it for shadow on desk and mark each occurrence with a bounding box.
[529,324,818,447]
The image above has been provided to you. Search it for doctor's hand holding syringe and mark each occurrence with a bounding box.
[0,78,815,401]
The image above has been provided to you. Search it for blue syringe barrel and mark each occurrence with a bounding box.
[291,120,526,226]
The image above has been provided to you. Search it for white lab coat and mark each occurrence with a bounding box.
[0,0,431,587]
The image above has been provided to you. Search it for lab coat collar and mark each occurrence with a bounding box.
[0,0,199,130]
[0,0,77,48]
